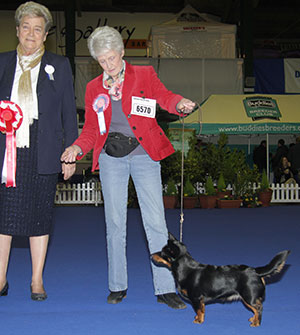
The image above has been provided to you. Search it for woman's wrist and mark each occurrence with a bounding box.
[73,144,83,156]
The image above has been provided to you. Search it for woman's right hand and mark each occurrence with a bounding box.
[60,144,82,163]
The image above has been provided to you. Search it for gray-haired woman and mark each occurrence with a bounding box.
[61,25,195,309]
[0,1,78,300]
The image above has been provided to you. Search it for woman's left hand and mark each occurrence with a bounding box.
[176,98,196,114]
[62,162,76,180]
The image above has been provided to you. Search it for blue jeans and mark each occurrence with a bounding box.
[99,153,176,295]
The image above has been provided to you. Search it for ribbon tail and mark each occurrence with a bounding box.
[97,108,106,135]
[1,148,7,185]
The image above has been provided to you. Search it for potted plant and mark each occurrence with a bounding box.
[163,179,178,209]
[183,177,198,209]
[217,166,259,209]
[217,170,242,208]
[258,170,273,207]
[216,172,230,198]
[199,176,218,209]
[217,193,242,208]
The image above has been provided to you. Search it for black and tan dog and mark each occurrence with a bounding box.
[151,234,290,327]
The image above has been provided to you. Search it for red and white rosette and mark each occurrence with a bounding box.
[0,101,23,187]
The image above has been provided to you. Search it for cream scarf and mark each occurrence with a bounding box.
[16,44,45,147]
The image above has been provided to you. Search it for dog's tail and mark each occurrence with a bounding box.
[254,250,290,278]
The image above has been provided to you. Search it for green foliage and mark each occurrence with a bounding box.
[183,132,205,185]
[164,179,177,196]
[161,150,182,185]
[232,165,260,199]
[161,130,260,199]
[183,178,196,197]
[197,133,260,192]
[217,172,226,192]
[195,133,233,183]
[204,176,217,196]
[259,169,270,191]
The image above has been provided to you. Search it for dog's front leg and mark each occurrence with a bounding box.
[192,298,205,324]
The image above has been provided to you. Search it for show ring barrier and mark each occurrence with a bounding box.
[55,181,299,206]
[55,182,103,206]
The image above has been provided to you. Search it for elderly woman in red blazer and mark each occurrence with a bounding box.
[61,26,195,309]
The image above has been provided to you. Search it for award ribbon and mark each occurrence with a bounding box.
[0,101,23,187]
[92,94,110,135]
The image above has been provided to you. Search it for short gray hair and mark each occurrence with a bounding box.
[15,1,53,33]
[87,26,124,60]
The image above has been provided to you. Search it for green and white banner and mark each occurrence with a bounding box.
[170,94,300,135]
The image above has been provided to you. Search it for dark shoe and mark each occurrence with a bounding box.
[30,285,47,301]
[0,282,8,296]
[107,290,127,304]
[157,293,186,309]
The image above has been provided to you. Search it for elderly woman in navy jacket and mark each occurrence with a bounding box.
[61,26,195,309]
[0,1,77,300]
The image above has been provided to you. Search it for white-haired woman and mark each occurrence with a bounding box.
[0,1,78,300]
[61,26,195,309]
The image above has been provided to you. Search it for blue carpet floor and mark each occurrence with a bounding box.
[1,205,299,335]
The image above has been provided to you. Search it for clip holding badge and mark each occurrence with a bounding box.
[93,94,110,135]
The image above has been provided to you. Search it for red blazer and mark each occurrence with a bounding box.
[74,61,183,171]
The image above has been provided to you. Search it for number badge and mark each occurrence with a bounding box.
[131,96,156,118]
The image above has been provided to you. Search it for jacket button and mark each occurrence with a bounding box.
[128,114,131,118]
[139,137,143,141]
[160,132,162,135]
[133,126,136,130]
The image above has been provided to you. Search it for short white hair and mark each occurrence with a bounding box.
[87,26,124,60]
[15,1,53,32]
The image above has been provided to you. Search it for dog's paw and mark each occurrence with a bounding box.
[248,317,260,327]
[193,315,204,324]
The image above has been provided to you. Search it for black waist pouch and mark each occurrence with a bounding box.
[104,132,139,157]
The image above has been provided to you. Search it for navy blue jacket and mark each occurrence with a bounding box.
[0,50,78,174]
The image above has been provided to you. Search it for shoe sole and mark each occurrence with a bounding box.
[107,294,127,304]
[157,298,187,309]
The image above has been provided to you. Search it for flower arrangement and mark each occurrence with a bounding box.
[218,194,235,200]
[242,192,262,208]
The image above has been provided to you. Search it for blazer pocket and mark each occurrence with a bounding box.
[149,126,170,152]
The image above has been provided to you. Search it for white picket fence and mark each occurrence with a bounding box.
[55,182,103,206]
[269,183,300,203]
[55,181,300,206]
[195,182,300,203]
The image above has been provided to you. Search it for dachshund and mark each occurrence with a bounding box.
[151,233,290,327]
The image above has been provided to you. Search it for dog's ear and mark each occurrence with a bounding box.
[168,232,177,241]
